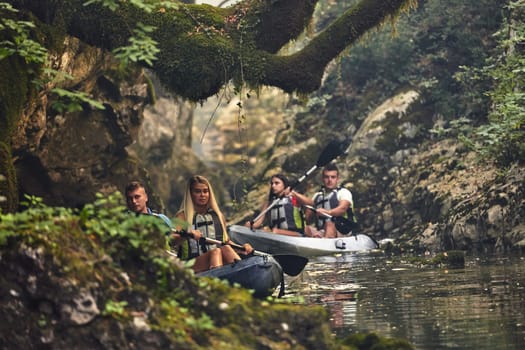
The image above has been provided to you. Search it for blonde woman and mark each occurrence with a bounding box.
[173,175,252,273]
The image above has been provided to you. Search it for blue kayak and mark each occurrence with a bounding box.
[196,254,283,298]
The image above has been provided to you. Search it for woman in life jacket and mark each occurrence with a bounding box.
[247,174,309,236]
[172,175,253,273]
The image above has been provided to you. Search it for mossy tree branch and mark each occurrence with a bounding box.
[8,0,415,101]
[260,0,417,94]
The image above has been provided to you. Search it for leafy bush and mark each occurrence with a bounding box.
[0,191,171,270]
[0,2,48,64]
[457,1,525,165]
[303,0,504,146]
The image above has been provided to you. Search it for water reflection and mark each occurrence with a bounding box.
[283,253,525,350]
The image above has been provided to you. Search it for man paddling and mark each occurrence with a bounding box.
[296,164,356,238]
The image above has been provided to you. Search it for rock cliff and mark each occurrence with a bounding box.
[199,89,525,253]
[9,37,154,208]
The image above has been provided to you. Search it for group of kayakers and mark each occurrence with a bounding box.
[125,176,253,273]
[125,163,355,272]
[247,163,356,239]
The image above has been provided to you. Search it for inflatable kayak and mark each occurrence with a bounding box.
[196,254,283,298]
[228,224,379,258]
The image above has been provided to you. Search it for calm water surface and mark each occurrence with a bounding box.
[283,252,525,350]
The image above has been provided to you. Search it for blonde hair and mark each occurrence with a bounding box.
[177,175,229,240]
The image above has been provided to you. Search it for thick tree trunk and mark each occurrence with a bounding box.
[8,0,415,100]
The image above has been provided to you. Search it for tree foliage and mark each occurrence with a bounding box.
[0,2,47,64]
[287,0,515,166]
[457,0,525,165]
[312,0,503,122]
[4,0,417,101]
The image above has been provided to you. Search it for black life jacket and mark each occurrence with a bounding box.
[267,195,305,232]
[313,187,355,230]
[178,210,224,260]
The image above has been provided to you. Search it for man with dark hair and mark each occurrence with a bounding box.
[125,181,172,228]
[303,163,356,238]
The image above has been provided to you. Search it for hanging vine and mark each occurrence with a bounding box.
[179,2,253,210]
[229,2,251,210]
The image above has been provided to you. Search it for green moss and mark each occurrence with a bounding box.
[0,57,31,141]
[0,5,55,213]
[154,33,235,101]
[143,72,156,105]
[151,5,237,100]
[0,54,37,213]
[0,142,18,213]
[1,194,368,348]
[432,250,466,268]
[123,2,263,101]
[343,332,415,349]
[1,194,419,348]
[402,250,466,268]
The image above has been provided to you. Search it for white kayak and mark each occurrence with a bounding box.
[228,224,379,258]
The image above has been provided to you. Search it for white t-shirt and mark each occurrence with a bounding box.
[313,187,353,208]
[336,187,353,205]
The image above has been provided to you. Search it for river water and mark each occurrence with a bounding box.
[282,252,525,350]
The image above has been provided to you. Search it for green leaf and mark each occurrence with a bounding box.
[51,88,105,112]
[112,22,160,67]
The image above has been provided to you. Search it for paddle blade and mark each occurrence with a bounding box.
[274,255,309,276]
[317,138,352,167]
[333,216,358,235]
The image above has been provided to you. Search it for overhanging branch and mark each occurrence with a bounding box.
[260,0,417,95]
[7,0,416,100]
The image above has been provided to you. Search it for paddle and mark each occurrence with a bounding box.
[250,138,352,227]
[291,138,352,188]
[303,204,357,235]
[171,229,308,276]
